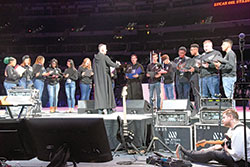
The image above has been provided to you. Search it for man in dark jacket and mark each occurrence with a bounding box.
[174,46,191,99]
[93,44,120,114]
[125,54,145,100]
[214,39,237,99]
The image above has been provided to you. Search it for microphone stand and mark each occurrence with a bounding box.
[239,37,248,167]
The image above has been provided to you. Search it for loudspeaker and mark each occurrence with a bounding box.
[155,125,193,151]
[78,100,98,114]
[162,99,194,112]
[0,119,36,160]
[25,118,112,162]
[126,100,152,114]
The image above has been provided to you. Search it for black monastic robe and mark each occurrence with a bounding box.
[126,63,145,100]
[93,52,119,110]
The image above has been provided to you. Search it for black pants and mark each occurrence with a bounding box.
[181,147,235,167]
[190,74,200,113]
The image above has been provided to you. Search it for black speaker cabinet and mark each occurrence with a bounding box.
[0,119,36,160]
[78,100,98,114]
[155,125,193,151]
[126,100,152,114]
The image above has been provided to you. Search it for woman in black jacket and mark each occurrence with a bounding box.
[3,57,21,93]
[63,59,78,112]
[46,58,62,113]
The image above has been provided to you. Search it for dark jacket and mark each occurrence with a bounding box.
[200,50,222,78]
[162,62,175,84]
[146,63,162,84]
[219,50,237,77]
[4,65,20,84]
[32,64,46,81]
[78,66,93,85]
[46,67,63,85]
[64,68,78,82]
[174,56,191,82]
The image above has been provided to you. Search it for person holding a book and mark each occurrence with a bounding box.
[78,58,93,100]
[19,55,33,88]
[46,58,63,113]
[63,59,78,113]
[125,54,145,99]
[33,55,50,101]
[3,57,21,92]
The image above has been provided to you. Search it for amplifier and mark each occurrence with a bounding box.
[194,123,228,150]
[200,110,224,124]
[156,111,190,126]
[155,125,193,151]
[200,98,232,110]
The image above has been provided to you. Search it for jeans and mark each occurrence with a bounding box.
[180,146,235,167]
[33,79,44,100]
[164,83,174,99]
[80,83,91,100]
[47,83,60,107]
[222,76,237,98]
[200,75,220,98]
[176,81,190,99]
[149,82,161,110]
[19,78,33,89]
[4,81,17,94]
[65,81,76,108]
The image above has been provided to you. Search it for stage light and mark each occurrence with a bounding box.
[146,30,150,35]
[28,29,32,33]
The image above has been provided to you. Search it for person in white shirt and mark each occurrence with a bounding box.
[176,108,250,167]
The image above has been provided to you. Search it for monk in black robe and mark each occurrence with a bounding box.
[93,44,120,113]
[125,54,145,99]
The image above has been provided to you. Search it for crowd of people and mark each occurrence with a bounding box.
[3,39,237,113]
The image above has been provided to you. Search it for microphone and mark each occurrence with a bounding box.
[239,33,245,41]
[239,33,245,52]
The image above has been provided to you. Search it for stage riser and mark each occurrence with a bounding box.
[154,126,193,151]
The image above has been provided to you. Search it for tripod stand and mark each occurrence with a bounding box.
[145,98,174,154]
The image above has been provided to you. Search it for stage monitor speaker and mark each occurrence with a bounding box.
[126,100,152,114]
[162,99,194,112]
[0,119,36,160]
[25,118,112,163]
[78,100,98,114]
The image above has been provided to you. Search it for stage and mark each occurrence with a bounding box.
[0,106,248,167]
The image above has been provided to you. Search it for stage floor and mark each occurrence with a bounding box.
[6,152,226,167]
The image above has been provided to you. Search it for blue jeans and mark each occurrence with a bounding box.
[47,83,60,107]
[4,81,17,94]
[222,76,236,98]
[149,82,161,109]
[19,78,33,88]
[33,79,44,100]
[80,83,91,100]
[164,83,174,99]
[65,81,76,108]
[200,75,220,98]
[176,81,190,99]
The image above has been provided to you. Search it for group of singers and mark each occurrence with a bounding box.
[3,38,236,114]
[3,55,93,113]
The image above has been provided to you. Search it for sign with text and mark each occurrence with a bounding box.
[214,0,250,7]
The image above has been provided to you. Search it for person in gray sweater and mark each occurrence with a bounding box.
[200,40,222,98]
[214,39,237,99]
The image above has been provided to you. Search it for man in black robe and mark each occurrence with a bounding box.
[93,44,120,114]
[125,54,145,99]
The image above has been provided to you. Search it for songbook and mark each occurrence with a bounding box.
[126,66,143,79]
[15,65,26,76]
